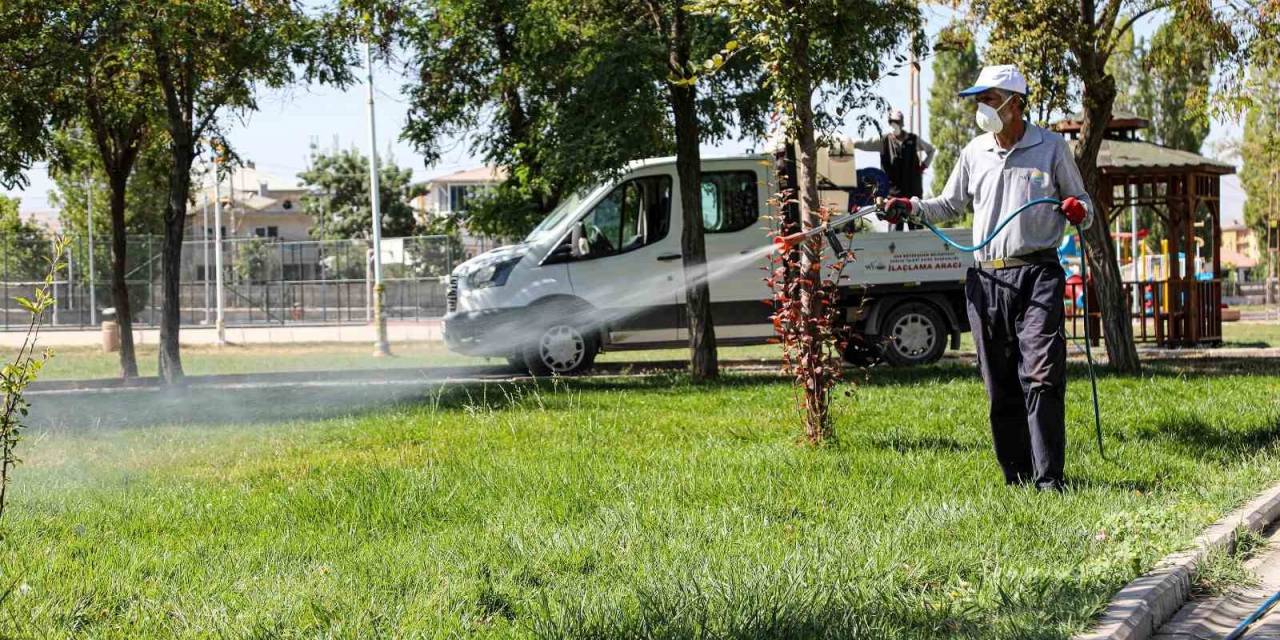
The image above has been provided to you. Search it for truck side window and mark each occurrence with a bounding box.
[578,176,671,259]
[701,171,759,233]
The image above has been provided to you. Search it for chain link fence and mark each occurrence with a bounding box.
[1,233,461,330]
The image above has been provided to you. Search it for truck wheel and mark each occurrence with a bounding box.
[880,302,946,367]
[524,322,599,376]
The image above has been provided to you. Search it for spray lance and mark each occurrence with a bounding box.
[771,204,882,255]
[772,197,1106,459]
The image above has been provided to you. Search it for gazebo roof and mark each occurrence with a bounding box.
[1084,139,1236,176]
[1052,110,1150,134]
[1052,112,1235,176]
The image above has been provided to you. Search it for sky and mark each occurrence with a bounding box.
[4,5,1248,225]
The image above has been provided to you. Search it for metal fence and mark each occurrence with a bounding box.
[1,233,461,330]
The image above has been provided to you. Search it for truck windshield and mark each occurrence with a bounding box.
[524,191,587,244]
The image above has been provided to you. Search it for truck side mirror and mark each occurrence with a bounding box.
[571,222,588,258]
[545,241,573,264]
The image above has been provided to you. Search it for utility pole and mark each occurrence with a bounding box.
[85,174,97,325]
[907,0,922,133]
[365,40,391,357]
[214,162,227,345]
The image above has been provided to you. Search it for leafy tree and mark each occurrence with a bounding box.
[1109,24,1212,153]
[49,128,168,239]
[386,0,674,240]
[143,0,353,383]
[234,238,278,284]
[1240,62,1280,288]
[927,23,982,198]
[0,196,49,281]
[1143,23,1213,152]
[691,0,921,441]
[298,147,420,240]
[0,1,167,379]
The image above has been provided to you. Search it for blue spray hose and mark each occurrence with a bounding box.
[915,197,1106,459]
[918,197,1064,252]
[1225,589,1280,640]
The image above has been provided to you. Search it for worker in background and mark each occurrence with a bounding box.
[855,108,935,230]
[877,65,1092,492]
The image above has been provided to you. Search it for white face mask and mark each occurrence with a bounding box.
[975,94,1015,134]
[890,123,903,136]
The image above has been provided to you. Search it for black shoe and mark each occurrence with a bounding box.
[1035,479,1065,493]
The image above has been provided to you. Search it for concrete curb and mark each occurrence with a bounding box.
[1075,481,1280,640]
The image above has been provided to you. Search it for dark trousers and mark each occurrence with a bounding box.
[964,263,1067,488]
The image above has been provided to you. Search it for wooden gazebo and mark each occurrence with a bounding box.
[1054,113,1235,347]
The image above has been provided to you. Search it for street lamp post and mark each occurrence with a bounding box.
[214,164,226,346]
[86,175,97,325]
[365,40,391,357]
[203,177,211,325]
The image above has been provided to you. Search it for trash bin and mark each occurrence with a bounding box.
[101,307,119,353]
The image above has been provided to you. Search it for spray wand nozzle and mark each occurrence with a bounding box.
[772,204,880,254]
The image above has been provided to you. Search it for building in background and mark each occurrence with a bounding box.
[187,162,312,242]
[410,166,506,259]
[1221,223,1261,280]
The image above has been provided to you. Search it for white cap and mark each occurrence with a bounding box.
[958,64,1028,96]
[888,109,904,123]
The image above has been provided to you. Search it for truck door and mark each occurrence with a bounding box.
[676,167,774,342]
[566,174,681,344]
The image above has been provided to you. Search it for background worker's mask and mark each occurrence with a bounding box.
[975,94,1015,134]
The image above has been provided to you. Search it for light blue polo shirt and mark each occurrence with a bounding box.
[914,123,1094,262]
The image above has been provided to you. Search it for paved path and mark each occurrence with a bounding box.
[2,320,441,348]
[1156,523,1280,640]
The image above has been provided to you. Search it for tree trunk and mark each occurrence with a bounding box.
[786,29,831,443]
[158,139,192,384]
[106,171,138,378]
[1075,61,1141,373]
[667,5,718,381]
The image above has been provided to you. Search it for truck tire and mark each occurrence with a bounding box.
[523,320,599,376]
[880,301,947,367]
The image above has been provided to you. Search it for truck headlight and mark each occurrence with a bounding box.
[467,257,521,289]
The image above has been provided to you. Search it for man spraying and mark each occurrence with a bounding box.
[878,65,1092,491]
[856,109,935,230]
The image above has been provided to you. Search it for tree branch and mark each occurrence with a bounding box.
[1101,2,1171,61]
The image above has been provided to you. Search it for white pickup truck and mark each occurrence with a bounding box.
[443,153,976,375]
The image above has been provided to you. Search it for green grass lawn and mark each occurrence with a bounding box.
[33,318,1278,381]
[5,359,1280,637]
[1220,321,1280,348]
[32,341,787,381]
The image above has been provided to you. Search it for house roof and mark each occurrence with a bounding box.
[238,194,280,211]
[426,166,506,185]
[191,163,304,211]
[194,164,298,191]
[1221,247,1257,268]
[1067,139,1236,176]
